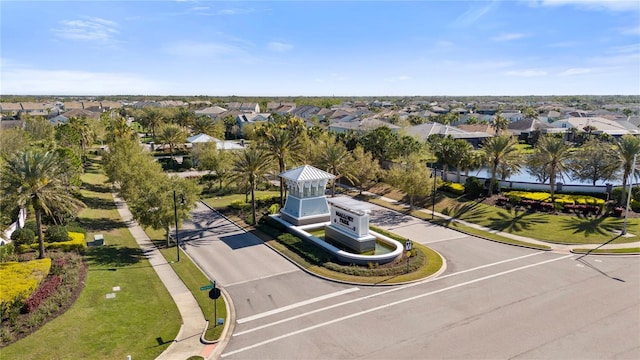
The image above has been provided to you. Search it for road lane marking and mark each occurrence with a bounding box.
[423,235,469,244]
[222,254,573,358]
[236,287,360,324]
[232,251,546,337]
[224,270,298,287]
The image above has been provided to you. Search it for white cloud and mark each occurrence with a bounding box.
[453,0,499,27]
[506,69,548,77]
[492,33,526,42]
[385,75,412,82]
[164,41,244,57]
[267,42,293,53]
[538,0,639,11]
[560,68,593,75]
[52,17,119,42]
[1,65,167,95]
[621,25,640,36]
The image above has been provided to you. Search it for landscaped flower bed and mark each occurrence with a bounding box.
[498,191,606,215]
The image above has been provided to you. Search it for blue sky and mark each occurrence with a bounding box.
[1,0,639,96]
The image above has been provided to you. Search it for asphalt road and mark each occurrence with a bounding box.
[183,201,640,360]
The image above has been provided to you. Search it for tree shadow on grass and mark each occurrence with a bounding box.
[85,245,148,267]
[561,214,624,238]
[79,194,116,210]
[436,201,489,228]
[82,181,111,194]
[486,208,548,233]
[77,217,126,232]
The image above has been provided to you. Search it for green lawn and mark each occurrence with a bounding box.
[1,161,181,360]
[202,191,280,209]
[434,196,639,245]
[146,227,228,341]
[364,189,639,246]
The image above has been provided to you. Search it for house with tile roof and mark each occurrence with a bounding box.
[549,116,639,137]
[328,118,399,134]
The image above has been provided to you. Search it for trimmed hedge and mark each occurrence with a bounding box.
[440,182,465,196]
[18,232,87,253]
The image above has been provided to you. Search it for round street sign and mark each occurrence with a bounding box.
[209,288,221,300]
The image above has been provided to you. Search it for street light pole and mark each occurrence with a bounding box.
[431,165,437,220]
[622,153,637,235]
[173,190,180,262]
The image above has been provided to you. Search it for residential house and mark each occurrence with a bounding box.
[195,106,228,118]
[61,109,101,120]
[0,102,23,117]
[328,118,399,134]
[235,113,271,134]
[549,116,639,137]
[227,102,260,113]
[405,122,492,148]
[290,105,320,120]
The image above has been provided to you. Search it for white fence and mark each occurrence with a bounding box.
[0,208,27,245]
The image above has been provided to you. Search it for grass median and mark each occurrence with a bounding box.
[146,227,227,341]
[1,162,181,360]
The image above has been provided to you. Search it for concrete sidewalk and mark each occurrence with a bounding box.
[113,194,217,360]
[357,190,640,253]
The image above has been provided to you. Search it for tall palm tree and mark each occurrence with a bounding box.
[260,127,302,207]
[230,148,273,225]
[534,135,572,202]
[450,139,475,183]
[69,116,95,163]
[0,151,83,258]
[141,108,164,142]
[481,135,521,196]
[318,139,354,196]
[158,124,187,165]
[616,135,640,205]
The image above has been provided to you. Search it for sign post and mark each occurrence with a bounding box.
[208,281,221,327]
[405,240,413,274]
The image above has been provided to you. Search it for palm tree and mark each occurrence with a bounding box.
[533,135,572,202]
[104,112,136,144]
[318,139,354,196]
[140,108,164,142]
[158,124,187,166]
[450,139,475,183]
[260,127,302,207]
[230,148,273,225]
[0,151,83,258]
[192,115,217,136]
[481,135,522,196]
[69,116,95,163]
[616,135,640,205]
[492,113,510,135]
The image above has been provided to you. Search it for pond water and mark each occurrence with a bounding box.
[462,168,622,186]
[307,229,395,255]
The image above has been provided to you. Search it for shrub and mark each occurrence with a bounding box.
[22,275,62,313]
[268,203,280,214]
[612,206,625,217]
[181,158,193,169]
[44,226,69,243]
[0,259,52,318]
[439,182,465,196]
[45,232,87,253]
[10,228,35,246]
[464,177,484,199]
[23,221,38,234]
